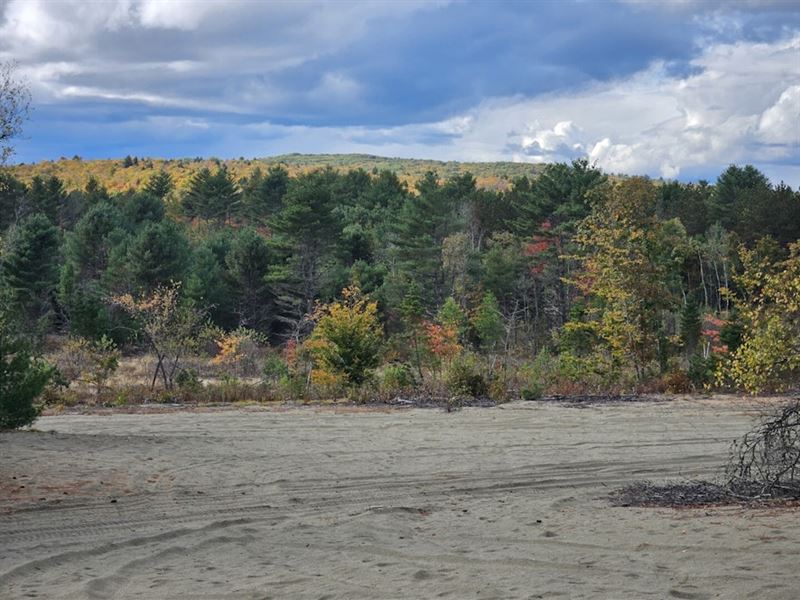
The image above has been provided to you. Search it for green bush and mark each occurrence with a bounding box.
[262,352,289,383]
[688,353,717,389]
[518,350,553,400]
[381,363,416,391]
[175,368,202,391]
[445,354,487,398]
[0,332,54,429]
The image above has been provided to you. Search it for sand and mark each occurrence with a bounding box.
[1,398,798,599]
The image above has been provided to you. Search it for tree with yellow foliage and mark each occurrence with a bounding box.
[567,178,678,381]
[721,241,800,392]
[306,286,383,386]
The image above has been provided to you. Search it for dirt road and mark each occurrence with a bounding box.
[1,398,797,599]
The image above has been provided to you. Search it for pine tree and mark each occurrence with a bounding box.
[680,295,702,355]
[0,313,52,429]
[391,171,461,308]
[182,167,212,219]
[27,175,65,224]
[472,291,504,351]
[119,191,165,227]
[226,227,273,330]
[1,214,61,331]
[143,170,173,200]
[126,221,190,293]
[185,243,235,329]
[243,165,289,222]
[269,171,340,332]
[182,167,240,223]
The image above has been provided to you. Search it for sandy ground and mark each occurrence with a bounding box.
[1,398,798,600]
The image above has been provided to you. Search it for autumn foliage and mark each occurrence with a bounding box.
[306,286,383,386]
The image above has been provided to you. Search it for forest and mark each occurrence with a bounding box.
[2,156,800,427]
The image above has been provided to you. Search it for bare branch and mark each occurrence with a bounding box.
[0,61,31,165]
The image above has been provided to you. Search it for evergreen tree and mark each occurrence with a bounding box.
[126,221,190,293]
[186,243,235,329]
[143,170,173,200]
[27,175,65,224]
[680,295,702,355]
[182,166,240,223]
[243,165,289,221]
[59,203,130,339]
[0,313,52,429]
[119,191,165,227]
[84,177,109,206]
[226,227,273,330]
[269,170,340,331]
[1,214,61,331]
[182,167,212,219]
[472,291,504,351]
[708,165,771,235]
[391,171,461,307]
[437,296,467,339]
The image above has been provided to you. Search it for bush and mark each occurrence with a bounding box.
[307,286,383,386]
[210,327,267,378]
[381,362,416,392]
[688,353,717,388]
[0,331,54,429]
[518,350,554,400]
[262,351,289,383]
[175,368,202,391]
[660,369,693,394]
[445,354,487,398]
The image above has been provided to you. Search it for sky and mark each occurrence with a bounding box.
[1,0,799,185]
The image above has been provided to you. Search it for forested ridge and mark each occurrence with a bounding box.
[6,154,546,196]
[1,156,799,423]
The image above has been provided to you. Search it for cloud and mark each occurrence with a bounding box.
[758,85,800,146]
[2,1,799,186]
[447,34,799,179]
[0,0,436,114]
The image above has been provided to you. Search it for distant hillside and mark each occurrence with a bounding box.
[7,154,547,194]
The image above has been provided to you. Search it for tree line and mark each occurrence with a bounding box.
[1,158,799,425]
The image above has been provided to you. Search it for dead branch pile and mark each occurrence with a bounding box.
[613,399,800,508]
[726,399,800,499]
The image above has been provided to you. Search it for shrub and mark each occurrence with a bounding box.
[0,329,54,429]
[307,286,383,386]
[262,351,289,383]
[445,354,487,398]
[424,322,462,367]
[175,368,202,391]
[660,369,693,394]
[688,353,717,389]
[381,362,416,392]
[210,327,267,378]
[518,350,554,400]
[85,335,120,396]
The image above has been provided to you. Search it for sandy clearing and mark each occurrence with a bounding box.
[1,398,798,599]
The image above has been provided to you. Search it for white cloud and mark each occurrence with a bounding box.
[758,85,800,145]
[0,0,436,107]
[426,34,800,179]
[134,0,228,31]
